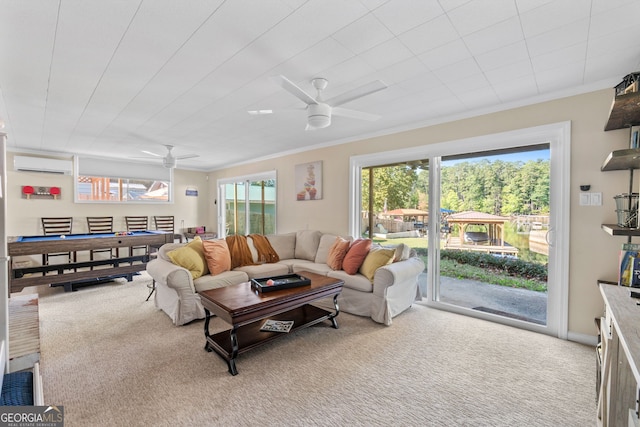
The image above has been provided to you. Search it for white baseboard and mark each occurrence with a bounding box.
[568,331,598,346]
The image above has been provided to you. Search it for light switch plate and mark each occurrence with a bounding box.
[579,193,591,206]
[591,192,602,206]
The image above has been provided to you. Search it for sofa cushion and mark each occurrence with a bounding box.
[292,260,332,276]
[342,238,372,275]
[359,247,395,282]
[202,239,232,275]
[234,263,289,279]
[326,236,351,270]
[167,237,208,279]
[194,270,249,293]
[314,234,338,264]
[295,230,322,261]
[327,270,373,293]
[267,232,296,259]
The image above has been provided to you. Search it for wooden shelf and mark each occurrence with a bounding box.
[602,224,640,236]
[601,148,640,171]
[604,91,640,131]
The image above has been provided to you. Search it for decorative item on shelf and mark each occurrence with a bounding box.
[21,185,61,200]
[614,193,639,228]
[630,126,640,149]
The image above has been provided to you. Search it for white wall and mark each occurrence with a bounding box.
[206,88,628,338]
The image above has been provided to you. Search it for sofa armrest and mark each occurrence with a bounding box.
[146,257,196,294]
[372,256,425,297]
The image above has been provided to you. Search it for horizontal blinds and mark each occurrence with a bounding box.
[78,157,170,181]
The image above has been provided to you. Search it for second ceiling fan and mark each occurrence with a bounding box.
[274,75,387,130]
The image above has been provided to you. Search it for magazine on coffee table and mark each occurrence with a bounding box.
[260,319,294,333]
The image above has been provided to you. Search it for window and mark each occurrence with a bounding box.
[75,157,172,203]
[217,171,277,237]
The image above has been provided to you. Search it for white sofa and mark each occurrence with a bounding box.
[146,230,425,326]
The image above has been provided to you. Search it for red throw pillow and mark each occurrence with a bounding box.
[342,238,372,275]
[202,239,232,275]
[326,237,351,270]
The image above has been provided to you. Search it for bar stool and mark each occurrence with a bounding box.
[153,215,182,243]
[41,217,76,270]
[86,217,118,268]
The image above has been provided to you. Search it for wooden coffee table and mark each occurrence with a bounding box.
[199,270,343,375]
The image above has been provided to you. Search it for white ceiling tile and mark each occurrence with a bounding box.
[526,18,589,57]
[275,38,355,81]
[446,0,518,37]
[531,43,586,73]
[589,2,640,39]
[397,14,459,55]
[463,16,523,56]
[372,0,445,35]
[418,39,472,71]
[493,75,539,103]
[475,41,530,72]
[514,0,554,14]
[331,13,394,54]
[359,38,414,70]
[432,58,482,85]
[447,73,490,94]
[456,85,500,109]
[438,0,474,12]
[484,60,535,86]
[519,0,591,38]
[534,62,584,92]
[375,57,431,85]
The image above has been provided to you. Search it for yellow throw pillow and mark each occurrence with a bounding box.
[167,236,208,279]
[359,247,395,282]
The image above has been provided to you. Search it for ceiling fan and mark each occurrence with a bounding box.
[140,144,199,169]
[272,75,387,130]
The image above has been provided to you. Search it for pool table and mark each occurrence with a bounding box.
[8,230,173,293]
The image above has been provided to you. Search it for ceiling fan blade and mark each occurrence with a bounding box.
[176,154,199,160]
[141,150,163,157]
[325,80,387,107]
[277,75,318,105]
[332,106,381,121]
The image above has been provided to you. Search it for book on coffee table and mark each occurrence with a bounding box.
[260,319,294,333]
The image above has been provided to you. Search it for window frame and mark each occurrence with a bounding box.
[74,156,174,204]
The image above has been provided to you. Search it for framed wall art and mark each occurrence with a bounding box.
[295,161,322,201]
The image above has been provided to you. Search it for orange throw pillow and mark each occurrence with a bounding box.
[326,237,351,270]
[202,239,232,275]
[342,238,372,275]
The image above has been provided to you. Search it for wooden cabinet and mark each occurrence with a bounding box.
[597,283,640,426]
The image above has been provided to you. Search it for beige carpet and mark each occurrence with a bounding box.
[36,273,595,426]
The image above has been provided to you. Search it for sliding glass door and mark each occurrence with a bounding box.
[218,173,277,237]
[351,123,570,337]
[436,146,550,326]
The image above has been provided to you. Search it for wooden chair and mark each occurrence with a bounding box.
[86,217,118,265]
[125,216,149,262]
[153,215,181,243]
[41,217,75,268]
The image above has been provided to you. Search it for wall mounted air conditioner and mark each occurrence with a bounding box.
[14,156,73,175]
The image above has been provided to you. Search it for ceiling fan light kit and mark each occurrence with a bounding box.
[307,103,331,129]
[274,75,387,131]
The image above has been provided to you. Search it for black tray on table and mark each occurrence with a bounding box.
[251,274,311,293]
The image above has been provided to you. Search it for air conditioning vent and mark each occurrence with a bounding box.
[14,156,73,175]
